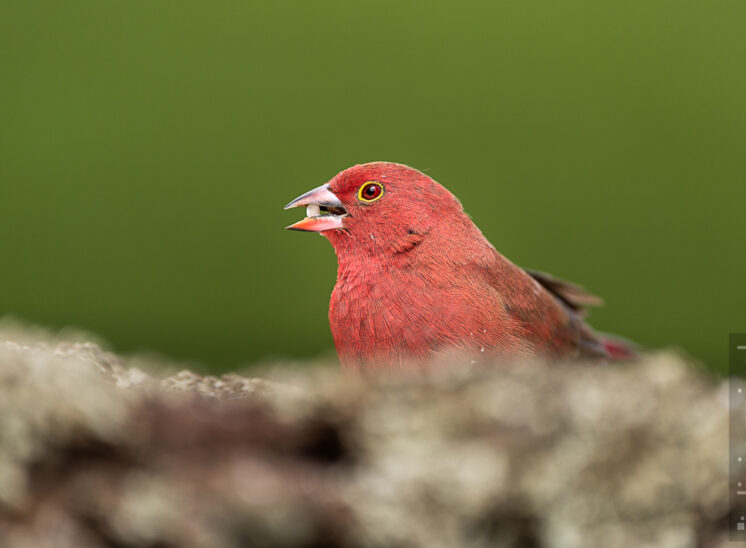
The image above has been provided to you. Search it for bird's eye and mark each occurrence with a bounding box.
[358,181,384,203]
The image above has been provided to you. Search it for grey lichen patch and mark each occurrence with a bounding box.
[0,341,136,508]
[0,329,733,548]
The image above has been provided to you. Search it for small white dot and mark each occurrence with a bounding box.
[739,457,742,462]
[739,388,743,393]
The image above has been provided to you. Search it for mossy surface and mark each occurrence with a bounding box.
[0,326,731,548]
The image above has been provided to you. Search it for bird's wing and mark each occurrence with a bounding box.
[524,269,603,318]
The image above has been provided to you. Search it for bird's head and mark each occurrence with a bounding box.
[285,162,465,257]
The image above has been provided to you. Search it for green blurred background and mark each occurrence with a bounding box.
[1,1,743,372]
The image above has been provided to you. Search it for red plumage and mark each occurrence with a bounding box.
[285,162,634,370]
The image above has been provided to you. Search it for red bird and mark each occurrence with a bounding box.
[285,162,633,370]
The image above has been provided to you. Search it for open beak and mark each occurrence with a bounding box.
[284,184,348,232]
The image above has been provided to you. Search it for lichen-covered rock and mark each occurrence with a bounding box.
[0,327,732,548]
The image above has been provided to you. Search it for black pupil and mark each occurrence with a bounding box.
[364,185,378,197]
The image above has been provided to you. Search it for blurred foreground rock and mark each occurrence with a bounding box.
[0,331,731,548]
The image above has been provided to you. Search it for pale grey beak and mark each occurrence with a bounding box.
[284,183,347,232]
[284,183,343,210]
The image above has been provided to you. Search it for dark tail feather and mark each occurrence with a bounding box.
[600,333,640,360]
[525,269,603,318]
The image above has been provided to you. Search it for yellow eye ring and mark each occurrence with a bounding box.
[358,181,384,203]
